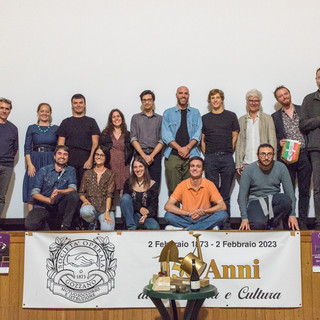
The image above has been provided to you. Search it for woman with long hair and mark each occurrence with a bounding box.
[79,145,115,230]
[120,156,160,230]
[100,109,133,197]
[23,103,58,210]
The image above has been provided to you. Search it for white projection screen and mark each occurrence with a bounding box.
[1,0,319,220]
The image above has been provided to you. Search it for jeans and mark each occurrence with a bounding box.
[25,191,80,230]
[283,150,312,225]
[0,165,13,216]
[310,151,320,227]
[165,155,190,196]
[80,204,115,230]
[204,153,235,219]
[164,210,228,230]
[247,193,292,230]
[120,193,160,230]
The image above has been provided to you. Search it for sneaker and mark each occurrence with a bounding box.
[165,225,184,231]
[212,226,220,230]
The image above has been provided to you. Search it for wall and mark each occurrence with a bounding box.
[1,0,319,218]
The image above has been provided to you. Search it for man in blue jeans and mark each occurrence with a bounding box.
[164,157,228,230]
[238,144,299,231]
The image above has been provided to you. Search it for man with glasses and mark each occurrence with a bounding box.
[236,89,276,175]
[238,143,299,231]
[130,90,163,189]
[0,98,18,225]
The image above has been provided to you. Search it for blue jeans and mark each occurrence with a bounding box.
[0,165,13,216]
[80,205,115,231]
[120,194,160,230]
[247,193,292,230]
[164,210,228,230]
[204,153,235,218]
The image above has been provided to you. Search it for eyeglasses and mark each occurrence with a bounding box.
[95,153,106,158]
[248,99,260,104]
[259,152,274,158]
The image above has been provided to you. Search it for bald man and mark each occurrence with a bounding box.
[162,86,202,196]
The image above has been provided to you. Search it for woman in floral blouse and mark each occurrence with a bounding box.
[79,145,115,230]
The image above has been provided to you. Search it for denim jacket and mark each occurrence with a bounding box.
[31,164,77,202]
[162,106,202,159]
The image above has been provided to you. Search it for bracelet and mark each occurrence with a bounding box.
[106,209,110,212]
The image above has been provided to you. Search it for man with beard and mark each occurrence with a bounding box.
[25,145,79,231]
[272,86,311,230]
[238,144,299,231]
[162,86,202,196]
[57,94,100,187]
[300,68,320,230]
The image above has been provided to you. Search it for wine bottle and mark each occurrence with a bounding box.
[190,259,200,292]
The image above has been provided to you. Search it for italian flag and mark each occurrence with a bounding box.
[281,140,301,164]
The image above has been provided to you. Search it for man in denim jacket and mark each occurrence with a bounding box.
[162,86,202,196]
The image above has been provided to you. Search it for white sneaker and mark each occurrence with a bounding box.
[212,226,220,230]
[165,225,184,231]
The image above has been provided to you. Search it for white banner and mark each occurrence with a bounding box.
[23,231,301,308]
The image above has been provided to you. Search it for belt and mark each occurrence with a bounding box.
[33,146,56,152]
[212,151,230,155]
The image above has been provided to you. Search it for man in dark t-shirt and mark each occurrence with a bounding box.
[57,94,100,187]
[201,89,239,229]
[0,98,18,222]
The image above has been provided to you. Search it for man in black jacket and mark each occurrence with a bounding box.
[300,68,320,230]
[272,86,311,230]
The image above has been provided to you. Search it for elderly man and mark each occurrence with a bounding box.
[164,157,227,230]
[57,94,100,187]
[130,90,163,188]
[236,89,277,175]
[201,89,239,228]
[238,144,299,231]
[0,98,18,224]
[162,86,202,196]
[25,145,79,231]
[300,68,320,230]
[272,86,312,230]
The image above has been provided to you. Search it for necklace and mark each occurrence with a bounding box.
[137,180,144,187]
[37,123,51,133]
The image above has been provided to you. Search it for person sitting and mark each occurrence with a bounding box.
[25,145,79,231]
[79,146,115,230]
[164,156,228,230]
[120,156,160,230]
[238,143,299,231]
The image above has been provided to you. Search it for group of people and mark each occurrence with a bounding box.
[0,67,320,231]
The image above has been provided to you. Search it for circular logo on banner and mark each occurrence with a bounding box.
[46,236,117,303]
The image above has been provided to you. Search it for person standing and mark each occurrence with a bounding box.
[236,89,276,175]
[100,109,133,197]
[272,86,312,230]
[57,94,100,187]
[23,103,59,210]
[201,89,239,228]
[130,90,163,189]
[300,68,320,230]
[162,86,202,196]
[0,97,18,226]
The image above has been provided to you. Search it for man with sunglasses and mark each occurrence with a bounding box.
[238,143,299,231]
[0,98,18,224]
